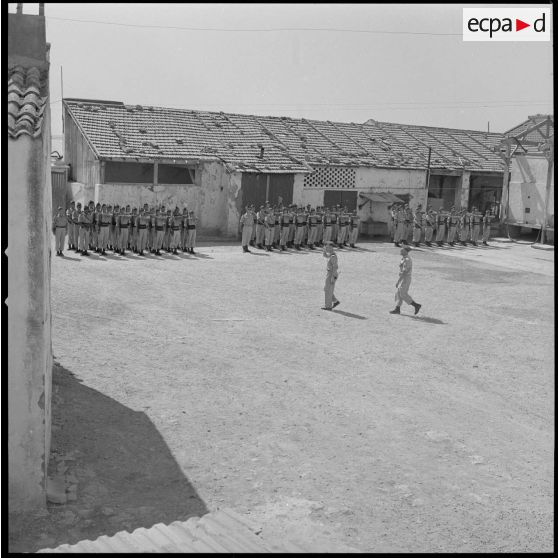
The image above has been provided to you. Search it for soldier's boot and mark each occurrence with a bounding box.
[281,245,285,251]
[412,302,422,315]
[414,242,419,247]
[351,244,356,248]
[242,246,248,252]
[389,306,401,314]
[296,244,301,251]
[483,241,488,246]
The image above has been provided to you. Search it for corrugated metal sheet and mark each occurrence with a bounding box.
[36,507,311,553]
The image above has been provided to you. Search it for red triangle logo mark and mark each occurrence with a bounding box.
[516,19,530,31]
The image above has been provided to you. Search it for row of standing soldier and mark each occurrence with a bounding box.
[52,200,198,257]
[391,203,494,247]
[239,204,360,253]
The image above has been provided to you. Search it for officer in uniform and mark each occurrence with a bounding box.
[135,207,149,256]
[109,205,119,251]
[447,206,459,246]
[52,206,68,256]
[307,208,319,249]
[315,206,324,247]
[78,205,92,255]
[240,205,255,253]
[294,207,307,250]
[273,207,281,248]
[129,207,138,252]
[186,210,198,254]
[116,205,131,255]
[404,204,414,245]
[390,246,421,315]
[287,205,296,248]
[435,206,447,246]
[482,209,492,246]
[96,204,109,254]
[151,208,164,255]
[256,205,266,249]
[423,207,435,246]
[66,201,76,251]
[470,206,482,246]
[71,202,82,251]
[263,207,275,251]
[170,207,183,255]
[91,202,101,252]
[322,207,333,244]
[279,207,291,251]
[178,206,187,252]
[322,242,340,311]
[337,207,349,247]
[349,211,360,248]
[412,204,423,247]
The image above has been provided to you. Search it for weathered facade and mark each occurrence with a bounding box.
[62,99,506,237]
[501,115,554,243]
[8,5,53,512]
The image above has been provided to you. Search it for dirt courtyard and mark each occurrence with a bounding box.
[10,237,554,552]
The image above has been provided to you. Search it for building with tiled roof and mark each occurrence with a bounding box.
[62,98,508,237]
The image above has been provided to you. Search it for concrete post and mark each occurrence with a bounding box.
[459,170,471,209]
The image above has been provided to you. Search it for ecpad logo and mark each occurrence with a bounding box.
[463,8,551,41]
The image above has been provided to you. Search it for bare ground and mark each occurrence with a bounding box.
[9,238,554,552]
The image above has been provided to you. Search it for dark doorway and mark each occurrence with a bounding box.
[241,173,294,208]
[324,190,358,210]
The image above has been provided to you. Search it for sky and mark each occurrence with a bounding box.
[8,3,554,144]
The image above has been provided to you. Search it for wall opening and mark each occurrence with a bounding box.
[104,161,154,183]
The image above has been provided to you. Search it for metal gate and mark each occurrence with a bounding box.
[324,190,357,210]
[241,173,294,208]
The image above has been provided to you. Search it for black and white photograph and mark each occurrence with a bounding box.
[6,2,553,553]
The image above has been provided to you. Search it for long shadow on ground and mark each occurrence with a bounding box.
[9,361,208,553]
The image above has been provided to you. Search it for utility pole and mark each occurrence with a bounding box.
[424,147,432,207]
[61,66,64,133]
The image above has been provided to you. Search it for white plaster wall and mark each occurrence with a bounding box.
[300,188,324,208]
[68,181,95,207]
[225,172,243,237]
[509,155,554,227]
[292,174,306,206]
[355,167,428,209]
[8,134,51,511]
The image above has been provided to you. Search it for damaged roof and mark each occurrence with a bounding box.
[63,98,506,173]
[8,65,49,139]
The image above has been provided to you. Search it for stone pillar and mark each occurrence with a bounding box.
[459,171,471,209]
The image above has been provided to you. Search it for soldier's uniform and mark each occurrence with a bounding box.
[435,209,447,246]
[279,208,291,250]
[396,207,408,246]
[315,206,324,247]
[71,203,82,251]
[322,245,339,311]
[66,202,76,250]
[447,207,459,246]
[109,205,119,251]
[423,209,435,246]
[170,209,183,254]
[264,209,275,251]
[390,246,421,315]
[78,207,92,255]
[337,209,349,247]
[179,207,188,251]
[482,210,492,245]
[91,203,101,252]
[458,210,468,245]
[412,206,423,247]
[273,209,281,247]
[294,209,307,250]
[307,209,319,249]
[288,206,296,247]
[404,206,413,244]
[153,210,167,255]
[349,212,360,247]
[256,206,266,249]
[322,209,334,243]
[331,207,339,242]
[97,204,112,254]
[470,208,482,246]
[240,206,255,252]
[116,206,131,254]
[135,208,150,255]
[52,207,67,255]
[186,211,198,254]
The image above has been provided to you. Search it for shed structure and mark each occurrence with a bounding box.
[62,99,506,237]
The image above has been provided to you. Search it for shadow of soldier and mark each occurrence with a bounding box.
[9,361,208,553]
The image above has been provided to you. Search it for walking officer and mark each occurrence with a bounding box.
[321,242,340,311]
[390,246,421,315]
